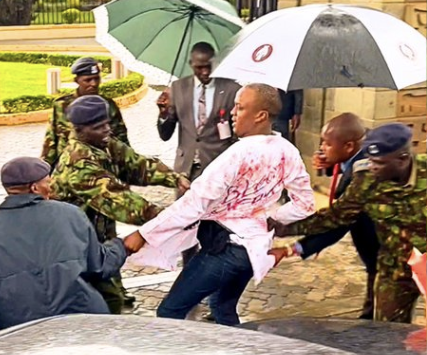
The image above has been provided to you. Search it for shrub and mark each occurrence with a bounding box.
[35,0,45,11]
[2,95,55,114]
[0,52,112,73]
[240,8,250,19]
[62,8,80,24]
[66,0,80,9]
[1,74,144,114]
[99,73,144,99]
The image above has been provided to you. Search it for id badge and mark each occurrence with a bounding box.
[217,120,232,140]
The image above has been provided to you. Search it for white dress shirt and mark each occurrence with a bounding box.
[131,134,315,283]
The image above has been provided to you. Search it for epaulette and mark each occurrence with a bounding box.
[54,93,74,102]
[353,158,370,173]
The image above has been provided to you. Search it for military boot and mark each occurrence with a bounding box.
[359,273,376,320]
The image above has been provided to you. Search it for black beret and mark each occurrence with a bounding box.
[67,95,110,126]
[363,123,412,157]
[71,57,100,76]
[1,157,50,187]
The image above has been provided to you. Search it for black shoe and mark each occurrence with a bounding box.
[358,311,373,320]
[122,288,136,306]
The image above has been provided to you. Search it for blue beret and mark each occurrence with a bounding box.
[67,95,110,126]
[71,57,100,76]
[363,123,412,157]
[1,157,50,187]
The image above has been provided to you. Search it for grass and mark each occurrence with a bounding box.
[0,62,74,100]
[31,11,94,25]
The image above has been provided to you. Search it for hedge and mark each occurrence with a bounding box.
[1,73,144,114]
[0,52,112,73]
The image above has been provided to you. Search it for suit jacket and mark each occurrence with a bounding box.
[277,89,303,121]
[299,150,379,273]
[157,76,241,176]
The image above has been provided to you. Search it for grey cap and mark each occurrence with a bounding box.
[67,95,110,126]
[1,157,50,187]
[363,123,412,157]
[71,57,100,76]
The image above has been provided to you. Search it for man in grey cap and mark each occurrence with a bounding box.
[40,56,135,305]
[50,95,190,314]
[268,123,426,323]
[41,57,129,174]
[0,157,128,330]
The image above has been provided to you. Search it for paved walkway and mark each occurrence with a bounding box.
[0,88,424,326]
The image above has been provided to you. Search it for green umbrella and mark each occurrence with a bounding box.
[93,0,245,84]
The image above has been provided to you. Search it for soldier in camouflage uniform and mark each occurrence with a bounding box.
[268,123,426,323]
[50,95,190,314]
[41,57,129,168]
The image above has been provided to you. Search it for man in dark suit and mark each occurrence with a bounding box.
[156,42,241,268]
[274,89,303,141]
[276,113,380,319]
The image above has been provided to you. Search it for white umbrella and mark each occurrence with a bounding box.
[211,4,427,91]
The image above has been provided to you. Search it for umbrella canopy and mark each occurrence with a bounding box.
[93,0,245,84]
[211,4,427,91]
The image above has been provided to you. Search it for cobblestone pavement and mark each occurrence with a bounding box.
[0,88,424,326]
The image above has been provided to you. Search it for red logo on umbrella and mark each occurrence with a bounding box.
[252,44,273,63]
[399,43,416,61]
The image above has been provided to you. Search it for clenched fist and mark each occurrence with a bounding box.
[123,230,146,255]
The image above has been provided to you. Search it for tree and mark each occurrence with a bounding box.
[0,0,35,26]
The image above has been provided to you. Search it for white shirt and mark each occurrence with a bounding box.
[131,135,315,283]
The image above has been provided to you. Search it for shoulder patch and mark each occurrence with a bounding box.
[353,158,370,173]
[54,93,73,102]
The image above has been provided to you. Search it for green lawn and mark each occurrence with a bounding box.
[0,62,74,100]
[32,11,94,25]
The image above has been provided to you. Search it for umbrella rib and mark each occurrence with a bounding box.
[197,20,221,50]
[177,20,195,78]
[112,6,191,30]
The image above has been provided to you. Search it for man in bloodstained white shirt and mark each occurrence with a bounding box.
[124,83,315,326]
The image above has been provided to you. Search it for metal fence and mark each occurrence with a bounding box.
[31,0,109,25]
[31,0,279,26]
[235,0,278,23]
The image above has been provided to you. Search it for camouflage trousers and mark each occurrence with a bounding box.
[91,276,124,314]
[374,274,420,323]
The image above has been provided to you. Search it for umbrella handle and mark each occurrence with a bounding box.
[169,11,195,83]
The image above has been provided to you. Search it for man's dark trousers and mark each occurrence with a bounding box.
[298,150,380,318]
[157,222,253,326]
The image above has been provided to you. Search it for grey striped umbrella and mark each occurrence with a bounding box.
[212,4,427,91]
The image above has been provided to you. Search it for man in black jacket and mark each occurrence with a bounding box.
[283,113,380,319]
[273,89,303,141]
[0,157,128,329]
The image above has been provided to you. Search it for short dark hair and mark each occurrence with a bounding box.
[245,83,282,121]
[191,42,215,56]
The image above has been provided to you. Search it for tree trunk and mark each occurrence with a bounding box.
[0,0,34,26]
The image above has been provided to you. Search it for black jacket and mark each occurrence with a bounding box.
[0,194,127,329]
[298,151,379,273]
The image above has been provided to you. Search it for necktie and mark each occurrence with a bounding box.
[329,163,340,207]
[197,84,207,134]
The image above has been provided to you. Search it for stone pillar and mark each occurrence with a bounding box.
[123,66,133,77]
[111,58,124,79]
[46,68,61,95]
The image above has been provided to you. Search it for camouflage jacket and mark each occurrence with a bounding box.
[41,92,129,167]
[287,154,427,280]
[50,138,180,241]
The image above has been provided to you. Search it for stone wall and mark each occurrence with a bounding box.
[278,0,426,190]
